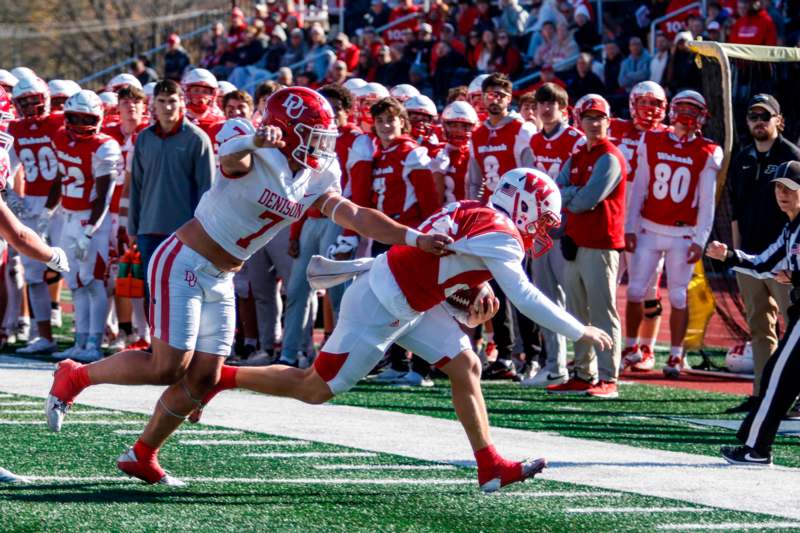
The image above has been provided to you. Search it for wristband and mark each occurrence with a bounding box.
[405,229,423,247]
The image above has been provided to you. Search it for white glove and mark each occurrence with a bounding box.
[46,247,69,273]
[74,227,93,262]
[327,235,359,258]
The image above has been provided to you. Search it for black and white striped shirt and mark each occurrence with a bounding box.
[731,216,800,280]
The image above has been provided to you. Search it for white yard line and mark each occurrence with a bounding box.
[503,491,624,498]
[0,410,116,415]
[566,507,712,514]
[113,429,243,436]
[313,464,456,471]
[0,401,40,406]
[245,452,376,458]
[179,439,309,446]
[0,420,142,425]
[23,475,473,486]
[2,356,800,521]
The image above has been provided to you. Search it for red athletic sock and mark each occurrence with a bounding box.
[133,439,159,462]
[475,444,522,486]
[218,365,238,391]
[72,365,92,390]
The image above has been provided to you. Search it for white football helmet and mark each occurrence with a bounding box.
[107,73,143,92]
[0,69,18,91]
[725,342,754,374]
[490,168,562,257]
[669,89,708,133]
[182,68,219,115]
[405,94,438,140]
[216,117,256,146]
[390,83,420,103]
[218,80,237,96]
[343,78,367,93]
[0,86,14,151]
[442,101,478,143]
[405,94,437,117]
[99,91,119,115]
[48,79,81,99]
[356,82,390,126]
[468,74,489,113]
[64,90,104,139]
[629,81,667,130]
[143,82,156,101]
[12,76,50,118]
[573,93,610,123]
[10,67,36,82]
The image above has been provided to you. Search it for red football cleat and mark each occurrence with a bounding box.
[479,457,548,493]
[586,380,619,399]
[46,359,88,432]
[546,376,593,395]
[117,448,184,486]
[632,345,655,371]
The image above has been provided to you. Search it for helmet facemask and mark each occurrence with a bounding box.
[291,122,338,172]
[443,120,473,145]
[408,111,434,140]
[514,197,560,258]
[14,93,48,119]
[633,95,666,130]
[65,112,101,140]
[670,102,706,137]
[186,85,216,115]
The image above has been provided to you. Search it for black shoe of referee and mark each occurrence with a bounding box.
[720,445,772,467]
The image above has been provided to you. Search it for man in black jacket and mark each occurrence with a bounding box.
[727,93,800,414]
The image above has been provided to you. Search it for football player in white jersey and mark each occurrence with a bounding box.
[46,87,453,485]
[190,168,612,492]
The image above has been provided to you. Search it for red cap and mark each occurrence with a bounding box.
[232,7,244,18]
[167,33,180,45]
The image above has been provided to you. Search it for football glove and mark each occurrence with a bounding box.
[74,226,93,262]
[327,235,359,259]
[46,247,69,273]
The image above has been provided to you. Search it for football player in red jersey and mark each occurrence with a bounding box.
[467,74,489,122]
[612,81,670,371]
[523,82,586,388]
[45,90,121,364]
[7,76,66,355]
[102,85,150,352]
[47,80,81,114]
[192,168,611,493]
[405,94,444,156]
[625,90,723,378]
[467,73,538,380]
[181,68,226,141]
[352,82,389,133]
[433,101,479,203]
[46,87,452,485]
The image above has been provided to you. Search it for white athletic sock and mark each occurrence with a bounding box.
[670,346,683,358]
[86,280,109,337]
[244,337,257,348]
[72,286,91,337]
[131,297,150,338]
[625,337,638,349]
[28,282,51,323]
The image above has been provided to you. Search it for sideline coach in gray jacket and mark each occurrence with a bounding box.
[129,79,215,307]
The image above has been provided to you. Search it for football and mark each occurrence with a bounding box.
[445,282,494,312]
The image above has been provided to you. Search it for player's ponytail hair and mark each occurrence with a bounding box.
[370,97,410,134]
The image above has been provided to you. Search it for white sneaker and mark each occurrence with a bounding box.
[53,344,85,360]
[51,308,63,329]
[373,368,407,383]
[16,337,58,355]
[73,345,104,363]
[391,370,434,387]
[521,369,569,388]
[663,353,691,379]
[15,320,30,343]
[108,334,127,353]
[0,467,28,483]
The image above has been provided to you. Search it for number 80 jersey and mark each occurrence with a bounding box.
[8,115,63,197]
[53,130,121,212]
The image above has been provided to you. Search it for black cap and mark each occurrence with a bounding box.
[748,93,780,115]
[771,161,800,190]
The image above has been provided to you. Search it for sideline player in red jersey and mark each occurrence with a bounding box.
[47,90,122,363]
[523,82,585,388]
[7,76,65,354]
[611,81,670,370]
[433,101,479,204]
[181,68,225,141]
[46,87,452,485]
[193,168,612,493]
[625,90,723,378]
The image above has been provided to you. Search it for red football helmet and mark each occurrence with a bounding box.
[12,76,50,119]
[0,86,13,152]
[264,87,338,172]
[669,90,708,136]
[490,168,562,257]
[629,81,667,130]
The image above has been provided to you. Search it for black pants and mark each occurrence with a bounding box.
[372,241,430,377]
[737,304,800,455]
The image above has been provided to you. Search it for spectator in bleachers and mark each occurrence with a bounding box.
[498,0,530,39]
[304,24,336,82]
[763,0,786,43]
[281,29,308,70]
[376,44,411,87]
[665,31,702,95]
[465,30,482,68]
[532,21,558,67]
[600,40,623,96]
[323,60,349,86]
[567,52,606,102]
[163,33,191,82]
[227,7,250,50]
[263,26,289,72]
[573,4,600,51]
[130,57,158,86]
[729,0,777,45]
[404,23,436,67]
[385,0,422,45]
[431,23,466,74]
[128,80,214,305]
[649,32,671,84]
[705,20,723,41]
[333,33,360,72]
[474,30,497,73]
[687,14,706,38]
[276,66,293,86]
[364,0,390,31]
[446,85,469,105]
[618,37,651,93]
[491,30,524,78]
[424,0,450,37]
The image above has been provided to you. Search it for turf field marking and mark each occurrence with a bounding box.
[312,464,456,471]
[0,409,118,415]
[179,439,310,446]
[0,393,12,398]
[566,507,712,514]
[657,522,800,530]
[23,475,474,486]
[113,429,243,436]
[245,452,377,458]
[0,401,40,406]
[0,420,142,425]
[503,491,624,498]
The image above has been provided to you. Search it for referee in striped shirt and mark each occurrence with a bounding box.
[706,161,800,466]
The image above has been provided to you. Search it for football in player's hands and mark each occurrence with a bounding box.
[446,283,495,313]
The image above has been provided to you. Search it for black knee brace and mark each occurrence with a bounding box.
[644,298,663,319]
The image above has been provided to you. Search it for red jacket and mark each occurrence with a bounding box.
[337,43,361,72]
[729,10,778,46]
[564,139,626,250]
